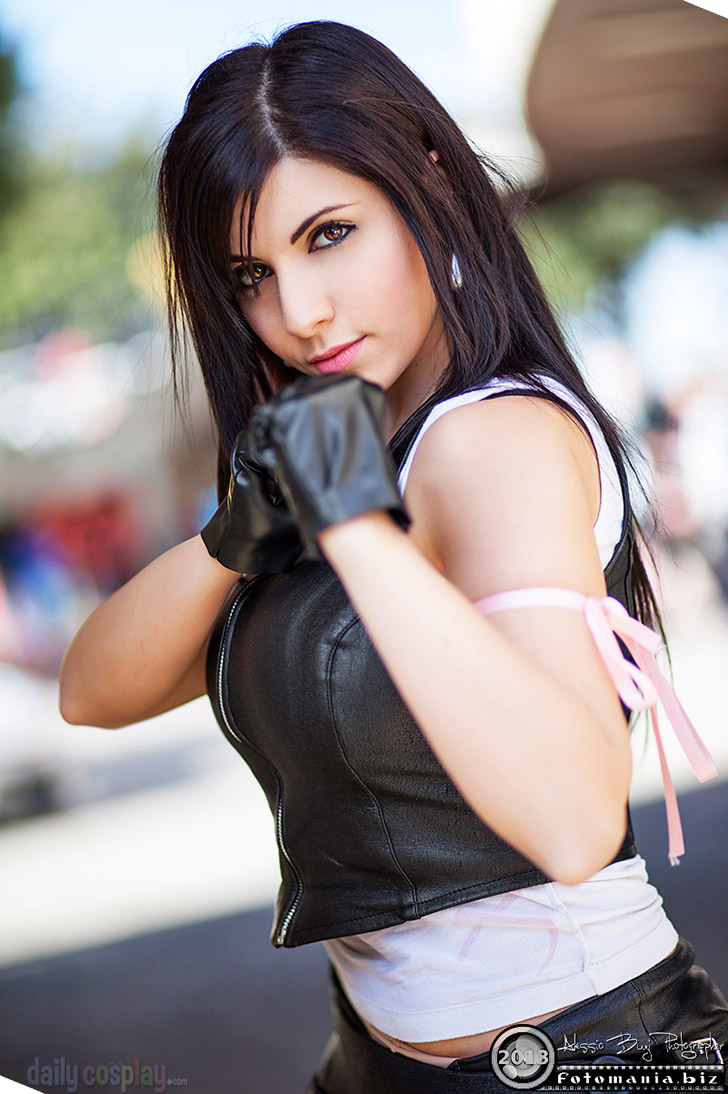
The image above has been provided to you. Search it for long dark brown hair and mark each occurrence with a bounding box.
[157,19,666,644]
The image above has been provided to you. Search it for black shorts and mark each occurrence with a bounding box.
[307,937,728,1093]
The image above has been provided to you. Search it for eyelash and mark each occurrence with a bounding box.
[234,220,355,295]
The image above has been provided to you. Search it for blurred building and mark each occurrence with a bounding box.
[524,0,728,600]
[526,0,728,197]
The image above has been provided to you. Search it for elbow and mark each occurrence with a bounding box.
[58,650,120,729]
[548,855,605,888]
[545,810,629,887]
[58,684,122,730]
[58,676,83,725]
[58,672,87,726]
[548,745,632,886]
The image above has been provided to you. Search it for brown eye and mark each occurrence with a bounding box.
[310,221,354,251]
[234,262,268,289]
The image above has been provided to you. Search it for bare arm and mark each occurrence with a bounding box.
[59,534,242,728]
[317,398,633,887]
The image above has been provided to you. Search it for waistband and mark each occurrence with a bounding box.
[309,938,728,1093]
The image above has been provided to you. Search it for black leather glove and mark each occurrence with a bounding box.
[247,373,410,553]
[200,432,304,573]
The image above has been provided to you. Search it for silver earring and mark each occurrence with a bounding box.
[450,253,463,290]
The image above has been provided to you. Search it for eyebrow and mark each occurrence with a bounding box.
[289,203,357,244]
[230,203,358,260]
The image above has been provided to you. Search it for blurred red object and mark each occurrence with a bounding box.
[35,329,95,381]
[32,493,143,592]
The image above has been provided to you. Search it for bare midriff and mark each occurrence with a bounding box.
[369,1001,574,1058]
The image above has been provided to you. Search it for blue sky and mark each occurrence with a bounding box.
[0,0,473,154]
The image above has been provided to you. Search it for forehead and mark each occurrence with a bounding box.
[230,157,384,253]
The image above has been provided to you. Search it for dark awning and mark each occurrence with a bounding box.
[526,0,728,197]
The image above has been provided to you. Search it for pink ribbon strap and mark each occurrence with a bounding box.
[473,587,718,866]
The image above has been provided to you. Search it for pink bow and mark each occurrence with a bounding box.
[473,587,718,865]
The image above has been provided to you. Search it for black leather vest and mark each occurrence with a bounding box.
[206,388,638,948]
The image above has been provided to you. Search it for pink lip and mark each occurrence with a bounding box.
[310,338,365,374]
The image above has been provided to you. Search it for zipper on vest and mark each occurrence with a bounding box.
[215,582,251,731]
[215,576,303,948]
[274,789,303,946]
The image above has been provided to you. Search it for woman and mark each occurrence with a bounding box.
[59,20,727,1092]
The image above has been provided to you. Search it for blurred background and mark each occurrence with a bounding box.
[0,0,727,1091]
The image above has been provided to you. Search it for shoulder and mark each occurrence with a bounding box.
[408,389,596,476]
[404,393,604,600]
[408,392,600,521]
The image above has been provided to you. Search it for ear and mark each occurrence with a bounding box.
[427,148,452,191]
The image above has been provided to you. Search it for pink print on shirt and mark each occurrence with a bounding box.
[450,893,561,969]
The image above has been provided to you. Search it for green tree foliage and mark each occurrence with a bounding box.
[0,30,23,218]
[517,180,722,312]
[0,138,159,346]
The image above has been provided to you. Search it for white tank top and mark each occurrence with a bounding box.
[323,376,678,1046]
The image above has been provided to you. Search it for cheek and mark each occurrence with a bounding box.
[386,226,436,316]
[349,227,434,322]
[241,295,285,352]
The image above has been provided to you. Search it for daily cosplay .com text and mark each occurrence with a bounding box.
[26,1056,187,1092]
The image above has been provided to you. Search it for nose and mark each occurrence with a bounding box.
[277,267,334,341]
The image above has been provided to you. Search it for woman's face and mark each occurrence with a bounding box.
[230,157,450,435]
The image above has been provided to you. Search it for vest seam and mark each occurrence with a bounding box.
[326,613,420,914]
[284,841,640,942]
[289,872,552,936]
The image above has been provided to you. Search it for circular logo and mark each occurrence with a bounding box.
[490,1024,556,1089]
